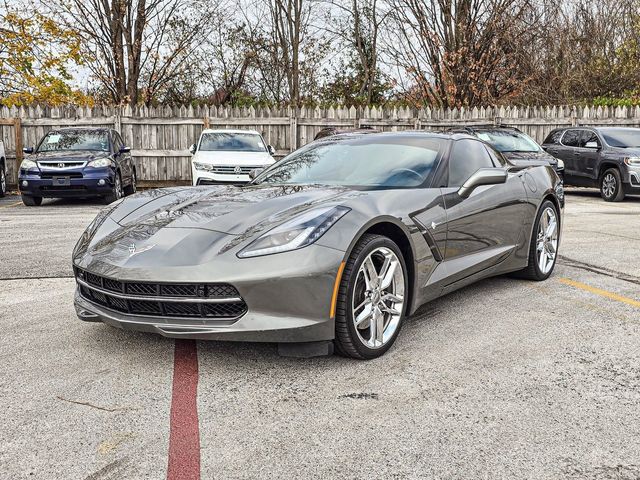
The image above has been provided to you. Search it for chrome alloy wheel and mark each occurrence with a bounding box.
[602,173,616,198]
[352,247,405,349]
[536,206,558,275]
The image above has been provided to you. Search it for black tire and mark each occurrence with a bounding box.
[123,169,137,196]
[0,165,6,197]
[21,194,42,206]
[516,200,559,281]
[102,172,123,204]
[600,168,625,202]
[334,234,409,360]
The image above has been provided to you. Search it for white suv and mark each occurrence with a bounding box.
[190,129,276,186]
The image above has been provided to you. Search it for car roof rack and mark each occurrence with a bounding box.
[444,124,522,133]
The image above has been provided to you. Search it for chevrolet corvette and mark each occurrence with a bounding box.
[73,131,563,359]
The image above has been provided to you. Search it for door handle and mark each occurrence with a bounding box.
[573,152,580,155]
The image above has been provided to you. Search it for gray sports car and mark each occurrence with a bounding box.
[73,132,564,359]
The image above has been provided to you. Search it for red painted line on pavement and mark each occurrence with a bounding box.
[167,339,200,480]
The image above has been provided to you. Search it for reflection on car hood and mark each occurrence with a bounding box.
[75,185,357,268]
[31,150,110,162]
[501,151,558,166]
[111,184,355,235]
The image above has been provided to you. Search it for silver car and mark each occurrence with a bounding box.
[73,132,563,359]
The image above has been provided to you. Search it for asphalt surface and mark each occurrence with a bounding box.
[1,189,639,479]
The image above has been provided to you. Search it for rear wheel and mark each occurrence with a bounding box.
[21,194,42,206]
[124,169,137,196]
[600,168,625,202]
[517,200,559,281]
[0,166,6,197]
[334,234,408,359]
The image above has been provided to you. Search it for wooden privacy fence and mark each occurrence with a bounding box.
[3,104,640,187]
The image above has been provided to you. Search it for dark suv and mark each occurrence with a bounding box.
[18,127,137,206]
[446,125,564,177]
[542,127,640,201]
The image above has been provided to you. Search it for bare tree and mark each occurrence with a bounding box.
[385,0,540,107]
[241,0,320,104]
[56,0,218,104]
[324,0,389,104]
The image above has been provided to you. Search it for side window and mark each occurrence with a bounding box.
[543,130,564,145]
[448,139,495,187]
[580,130,600,148]
[561,130,581,147]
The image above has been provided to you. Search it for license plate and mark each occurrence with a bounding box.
[53,176,70,186]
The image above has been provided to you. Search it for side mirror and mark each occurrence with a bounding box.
[120,146,131,153]
[248,168,265,180]
[23,147,34,154]
[189,144,197,155]
[267,145,276,156]
[458,168,508,199]
[584,141,600,149]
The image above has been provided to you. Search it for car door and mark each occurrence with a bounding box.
[572,129,601,186]
[112,131,132,183]
[439,139,527,287]
[556,129,582,184]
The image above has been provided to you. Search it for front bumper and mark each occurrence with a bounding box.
[73,244,345,343]
[19,168,115,198]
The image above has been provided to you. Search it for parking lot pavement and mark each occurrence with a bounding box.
[1,190,639,479]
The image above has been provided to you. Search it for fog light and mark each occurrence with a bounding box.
[98,179,106,186]
[21,180,28,187]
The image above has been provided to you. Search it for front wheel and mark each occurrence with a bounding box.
[21,194,42,206]
[517,200,559,281]
[334,234,408,359]
[102,173,123,204]
[600,168,625,202]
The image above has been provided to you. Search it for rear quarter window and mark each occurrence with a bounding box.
[543,130,564,145]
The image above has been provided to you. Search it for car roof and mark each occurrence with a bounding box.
[50,127,111,132]
[201,129,262,135]
[445,124,522,134]
[313,130,476,142]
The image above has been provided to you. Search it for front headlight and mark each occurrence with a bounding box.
[556,159,564,171]
[624,157,640,167]
[20,159,37,170]
[237,206,350,258]
[193,162,213,171]
[87,158,113,168]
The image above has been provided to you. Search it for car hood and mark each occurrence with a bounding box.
[501,150,558,167]
[74,185,357,268]
[192,150,275,166]
[31,150,110,162]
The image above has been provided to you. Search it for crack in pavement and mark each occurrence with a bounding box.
[558,256,640,286]
[0,275,75,281]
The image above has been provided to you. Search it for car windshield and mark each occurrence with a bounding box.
[254,136,445,188]
[199,132,266,152]
[600,128,640,148]
[475,130,540,153]
[38,131,109,152]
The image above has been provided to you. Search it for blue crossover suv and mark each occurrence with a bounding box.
[19,127,137,206]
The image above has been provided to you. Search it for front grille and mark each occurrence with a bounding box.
[40,186,88,191]
[75,268,247,320]
[210,165,260,175]
[40,173,84,179]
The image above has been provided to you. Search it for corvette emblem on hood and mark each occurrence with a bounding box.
[127,243,156,257]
